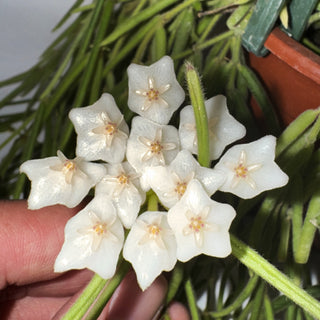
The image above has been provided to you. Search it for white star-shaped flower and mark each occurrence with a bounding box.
[214,135,289,199]
[54,195,124,279]
[167,180,236,262]
[69,93,129,163]
[179,95,246,160]
[146,150,225,208]
[95,162,145,228]
[127,56,185,124]
[126,116,180,190]
[123,211,177,291]
[20,150,106,209]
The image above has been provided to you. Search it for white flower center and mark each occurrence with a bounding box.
[77,211,119,252]
[228,150,262,189]
[50,150,85,184]
[175,181,187,198]
[146,88,160,101]
[62,160,75,173]
[92,222,107,236]
[139,128,176,165]
[138,219,167,249]
[135,77,171,111]
[149,141,163,154]
[234,163,248,178]
[183,207,213,247]
[188,216,205,233]
[92,113,128,147]
[147,224,162,239]
[104,122,117,135]
[117,173,129,185]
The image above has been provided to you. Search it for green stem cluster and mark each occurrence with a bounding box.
[61,261,130,320]
[185,61,320,319]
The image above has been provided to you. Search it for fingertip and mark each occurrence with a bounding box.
[167,302,191,320]
[105,271,167,320]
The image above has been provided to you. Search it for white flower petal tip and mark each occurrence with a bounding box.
[54,195,124,279]
[146,150,225,208]
[126,117,180,183]
[167,180,236,262]
[69,93,129,163]
[123,211,177,291]
[95,162,145,229]
[20,151,106,210]
[127,56,185,125]
[215,135,289,199]
[179,95,246,160]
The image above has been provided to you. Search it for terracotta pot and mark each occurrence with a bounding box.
[248,27,320,126]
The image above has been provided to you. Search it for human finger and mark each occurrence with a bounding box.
[0,295,69,320]
[0,200,85,289]
[104,271,167,320]
[0,269,93,302]
[167,301,191,320]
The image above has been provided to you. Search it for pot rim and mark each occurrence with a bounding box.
[264,27,320,85]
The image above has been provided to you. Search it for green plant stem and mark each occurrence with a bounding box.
[147,190,159,211]
[185,61,210,167]
[238,300,253,320]
[134,19,162,62]
[184,278,200,320]
[276,108,320,157]
[290,175,304,258]
[132,0,149,16]
[60,261,129,320]
[166,262,184,304]
[294,189,320,264]
[13,104,46,198]
[302,37,320,55]
[102,16,161,78]
[199,13,222,43]
[61,274,108,320]
[72,0,113,108]
[230,234,320,319]
[172,30,233,60]
[208,275,259,317]
[277,203,290,262]
[0,114,35,151]
[100,0,183,47]
[84,261,130,320]
[250,281,265,320]
[52,0,84,31]
[39,15,91,100]
[264,293,275,320]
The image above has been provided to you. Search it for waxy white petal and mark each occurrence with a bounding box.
[127,56,185,124]
[167,180,236,262]
[95,162,145,228]
[179,95,246,160]
[126,116,180,190]
[215,135,289,199]
[20,151,106,209]
[146,150,225,208]
[69,93,129,163]
[123,211,177,290]
[54,195,124,279]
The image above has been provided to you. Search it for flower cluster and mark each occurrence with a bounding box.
[20,56,288,291]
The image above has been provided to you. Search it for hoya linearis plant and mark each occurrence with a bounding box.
[1,1,320,319]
